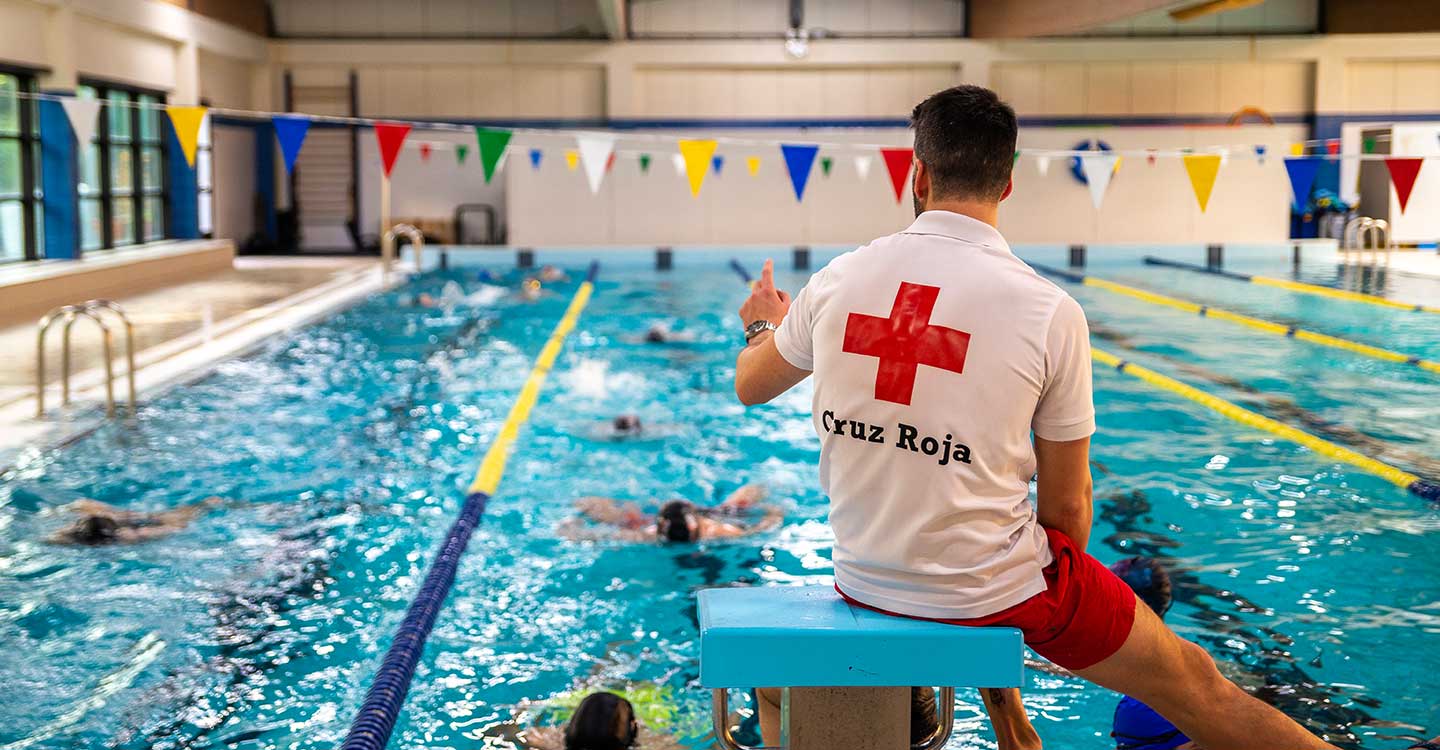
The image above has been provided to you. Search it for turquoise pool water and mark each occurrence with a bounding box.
[1,246,1436,749]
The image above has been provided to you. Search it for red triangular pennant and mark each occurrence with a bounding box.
[374,122,411,178]
[879,148,914,204]
[1384,157,1424,213]
[419,143,432,162]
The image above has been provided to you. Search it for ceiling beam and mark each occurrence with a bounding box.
[968,0,1180,38]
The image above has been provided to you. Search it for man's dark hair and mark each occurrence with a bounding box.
[74,515,120,545]
[910,85,1018,202]
[565,691,638,750]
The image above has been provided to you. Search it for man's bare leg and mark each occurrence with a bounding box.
[1073,598,1337,750]
[980,688,1042,750]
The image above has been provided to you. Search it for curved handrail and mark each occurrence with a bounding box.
[381,223,425,280]
[82,300,138,415]
[60,308,116,418]
[1344,216,1373,250]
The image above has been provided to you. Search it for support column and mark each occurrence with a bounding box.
[39,4,79,259]
[787,687,910,750]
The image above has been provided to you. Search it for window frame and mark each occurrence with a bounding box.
[77,78,169,251]
[0,64,41,263]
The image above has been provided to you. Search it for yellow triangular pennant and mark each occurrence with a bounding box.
[1289,142,1305,156]
[1182,154,1222,212]
[678,139,718,197]
[745,156,760,176]
[564,149,579,171]
[165,105,207,168]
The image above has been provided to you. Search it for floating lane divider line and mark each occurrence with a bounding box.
[1031,263,1440,374]
[340,261,600,750]
[1143,256,1440,314]
[729,258,756,288]
[1092,347,1440,502]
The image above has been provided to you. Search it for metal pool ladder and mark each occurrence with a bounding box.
[1343,216,1391,266]
[35,300,137,419]
[381,223,425,282]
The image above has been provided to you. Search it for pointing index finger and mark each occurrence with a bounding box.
[760,259,775,291]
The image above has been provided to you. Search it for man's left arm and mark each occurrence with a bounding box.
[735,259,811,405]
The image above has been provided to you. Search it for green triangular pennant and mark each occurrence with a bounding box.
[456,144,469,164]
[639,153,652,173]
[1362,138,1376,154]
[1013,150,1020,164]
[820,156,833,176]
[475,128,513,183]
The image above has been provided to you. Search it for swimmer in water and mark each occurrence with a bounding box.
[612,414,643,436]
[521,278,544,301]
[563,485,780,543]
[1105,557,1198,750]
[535,265,569,284]
[517,691,685,750]
[47,497,225,545]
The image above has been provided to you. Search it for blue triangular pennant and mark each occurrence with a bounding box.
[1283,157,1321,212]
[1253,144,1267,164]
[712,154,724,175]
[271,115,311,174]
[780,144,819,202]
[529,148,543,169]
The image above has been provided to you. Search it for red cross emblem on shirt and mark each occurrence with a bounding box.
[842,282,971,405]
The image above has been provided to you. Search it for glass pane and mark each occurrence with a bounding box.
[79,143,101,195]
[142,146,163,188]
[138,94,161,143]
[110,148,134,192]
[80,198,102,250]
[197,193,211,236]
[107,91,132,141]
[0,139,19,197]
[0,200,22,261]
[196,148,212,187]
[0,74,17,136]
[144,196,165,240]
[111,197,135,246]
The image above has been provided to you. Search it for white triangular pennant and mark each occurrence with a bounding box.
[854,155,873,180]
[1036,155,1051,177]
[1080,153,1119,209]
[576,133,616,194]
[1218,147,1230,167]
[672,153,686,177]
[61,98,102,146]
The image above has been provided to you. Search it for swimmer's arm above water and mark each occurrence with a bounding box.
[735,260,810,406]
[574,497,648,529]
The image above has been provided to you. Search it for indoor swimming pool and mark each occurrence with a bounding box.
[1,246,1437,749]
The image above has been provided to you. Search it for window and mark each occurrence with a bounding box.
[0,67,41,263]
[77,81,168,250]
[196,104,213,238]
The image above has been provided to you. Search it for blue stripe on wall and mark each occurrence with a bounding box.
[38,90,79,260]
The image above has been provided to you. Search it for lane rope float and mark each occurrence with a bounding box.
[1142,256,1439,314]
[1032,263,1440,374]
[1092,346,1440,502]
[340,261,600,750]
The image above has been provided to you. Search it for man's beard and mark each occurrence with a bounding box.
[912,188,923,218]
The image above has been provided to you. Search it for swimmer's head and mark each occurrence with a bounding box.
[643,324,668,343]
[564,691,638,750]
[656,500,698,543]
[1109,557,1172,617]
[612,415,642,434]
[70,515,120,545]
[522,279,542,297]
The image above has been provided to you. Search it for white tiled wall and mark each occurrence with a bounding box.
[993,60,1314,117]
[1345,61,1440,114]
[351,65,606,119]
[634,66,961,118]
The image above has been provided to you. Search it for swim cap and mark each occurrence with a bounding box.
[1109,557,1172,617]
[657,501,696,542]
[1112,695,1190,750]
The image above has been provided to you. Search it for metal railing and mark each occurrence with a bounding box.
[381,223,425,281]
[1343,216,1391,267]
[710,687,956,750]
[36,300,137,419]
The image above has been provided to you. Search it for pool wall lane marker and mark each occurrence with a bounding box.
[340,261,600,750]
[1143,256,1440,314]
[1032,263,1440,374]
[1092,346,1440,502]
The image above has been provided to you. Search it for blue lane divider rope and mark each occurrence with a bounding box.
[339,261,601,750]
[729,259,754,287]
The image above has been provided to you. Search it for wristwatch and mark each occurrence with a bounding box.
[744,320,779,343]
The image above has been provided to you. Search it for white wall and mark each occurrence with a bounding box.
[1389,123,1440,243]
[213,125,257,242]
[356,129,508,241]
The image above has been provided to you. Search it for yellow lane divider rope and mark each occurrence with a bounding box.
[1033,264,1440,374]
[1091,347,1439,501]
[1143,256,1440,314]
[468,262,598,497]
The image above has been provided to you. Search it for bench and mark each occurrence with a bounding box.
[698,585,1023,750]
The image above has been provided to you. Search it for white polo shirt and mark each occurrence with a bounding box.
[773,210,1095,619]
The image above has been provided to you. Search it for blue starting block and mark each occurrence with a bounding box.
[698,586,1024,750]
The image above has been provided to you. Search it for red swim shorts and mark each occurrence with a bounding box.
[837,528,1137,671]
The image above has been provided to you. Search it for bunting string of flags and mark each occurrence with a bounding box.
[17,90,1439,215]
